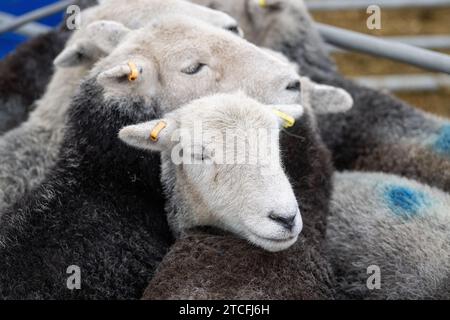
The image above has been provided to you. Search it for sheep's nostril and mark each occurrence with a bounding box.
[268,212,296,231]
[226,25,240,35]
[286,80,301,92]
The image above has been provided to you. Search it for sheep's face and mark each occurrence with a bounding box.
[54,0,242,67]
[91,15,303,114]
[119,93,305,252]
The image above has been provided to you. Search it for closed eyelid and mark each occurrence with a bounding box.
[182,63,206,75]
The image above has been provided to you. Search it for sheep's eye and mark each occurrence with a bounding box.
[226,25,240,35]
[182,63,206,75]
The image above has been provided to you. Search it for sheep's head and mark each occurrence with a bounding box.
[79,15,303,112]
[54,0,242,67]
[119,92,305,252]
[78,16,351,117]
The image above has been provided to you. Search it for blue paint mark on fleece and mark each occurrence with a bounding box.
[434,125,450,155]
[385,186,429,219]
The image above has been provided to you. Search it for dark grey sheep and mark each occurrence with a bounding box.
[0,77,171,299]
[0,0,99,134]
[327,171,450,299]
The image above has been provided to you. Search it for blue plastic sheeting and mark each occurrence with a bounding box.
[0,0,65,58]
[0,32,27,58]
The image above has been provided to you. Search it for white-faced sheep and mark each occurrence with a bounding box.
[191,0,450,193]
[138,93,346,299]
[327,171,450,299]
[0,0,242,217]
[120,92,305,252]
[0,15,350,299]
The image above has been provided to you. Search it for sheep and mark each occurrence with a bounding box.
[137,93,337,299]
[318,80,450,194]
[0,15,348,299]
[0,30,70,135]
[0,0,243,218]
[143,170,450,300]
[190,0,450,194]
[143,231,336,300]
[120,92,305,252]
[326,171,450,300]
[138,98,353,299]
[0,0,100,134]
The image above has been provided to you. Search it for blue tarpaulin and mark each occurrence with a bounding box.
[0,0,64,58]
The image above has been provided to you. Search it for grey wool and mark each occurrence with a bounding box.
[327,171,450,300]
[0,0,99,134]
[0,30,69,134]
[0,78,172,299]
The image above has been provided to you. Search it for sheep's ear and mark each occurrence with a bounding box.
[54,42,89,67]
[119,119,177,152]
[272,104,304,128]
[303,80,353,114]
[97,60,144,82]
[54,20,129,68]
[85,20,130,52]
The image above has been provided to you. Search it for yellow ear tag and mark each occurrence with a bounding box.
[273,110,295,128]
[150,121,167,142]
[127,61,139,82]
[258,0,267,8]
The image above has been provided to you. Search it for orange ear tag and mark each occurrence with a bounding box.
[150,121,167,142]
[258,0,267,8]
[127,61,139,81]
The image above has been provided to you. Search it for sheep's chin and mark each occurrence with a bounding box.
[245,230,299,252]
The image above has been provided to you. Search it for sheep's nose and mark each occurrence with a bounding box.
[226,24,241,35]
[268,211,297,231]
[286,80,301,92]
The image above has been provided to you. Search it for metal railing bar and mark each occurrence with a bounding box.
[0,12,51,37]
[316,23,450,74]
[306,0,450,11]
[326,35,450,53]
[0,0,75,35]
[354,74,450,91]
